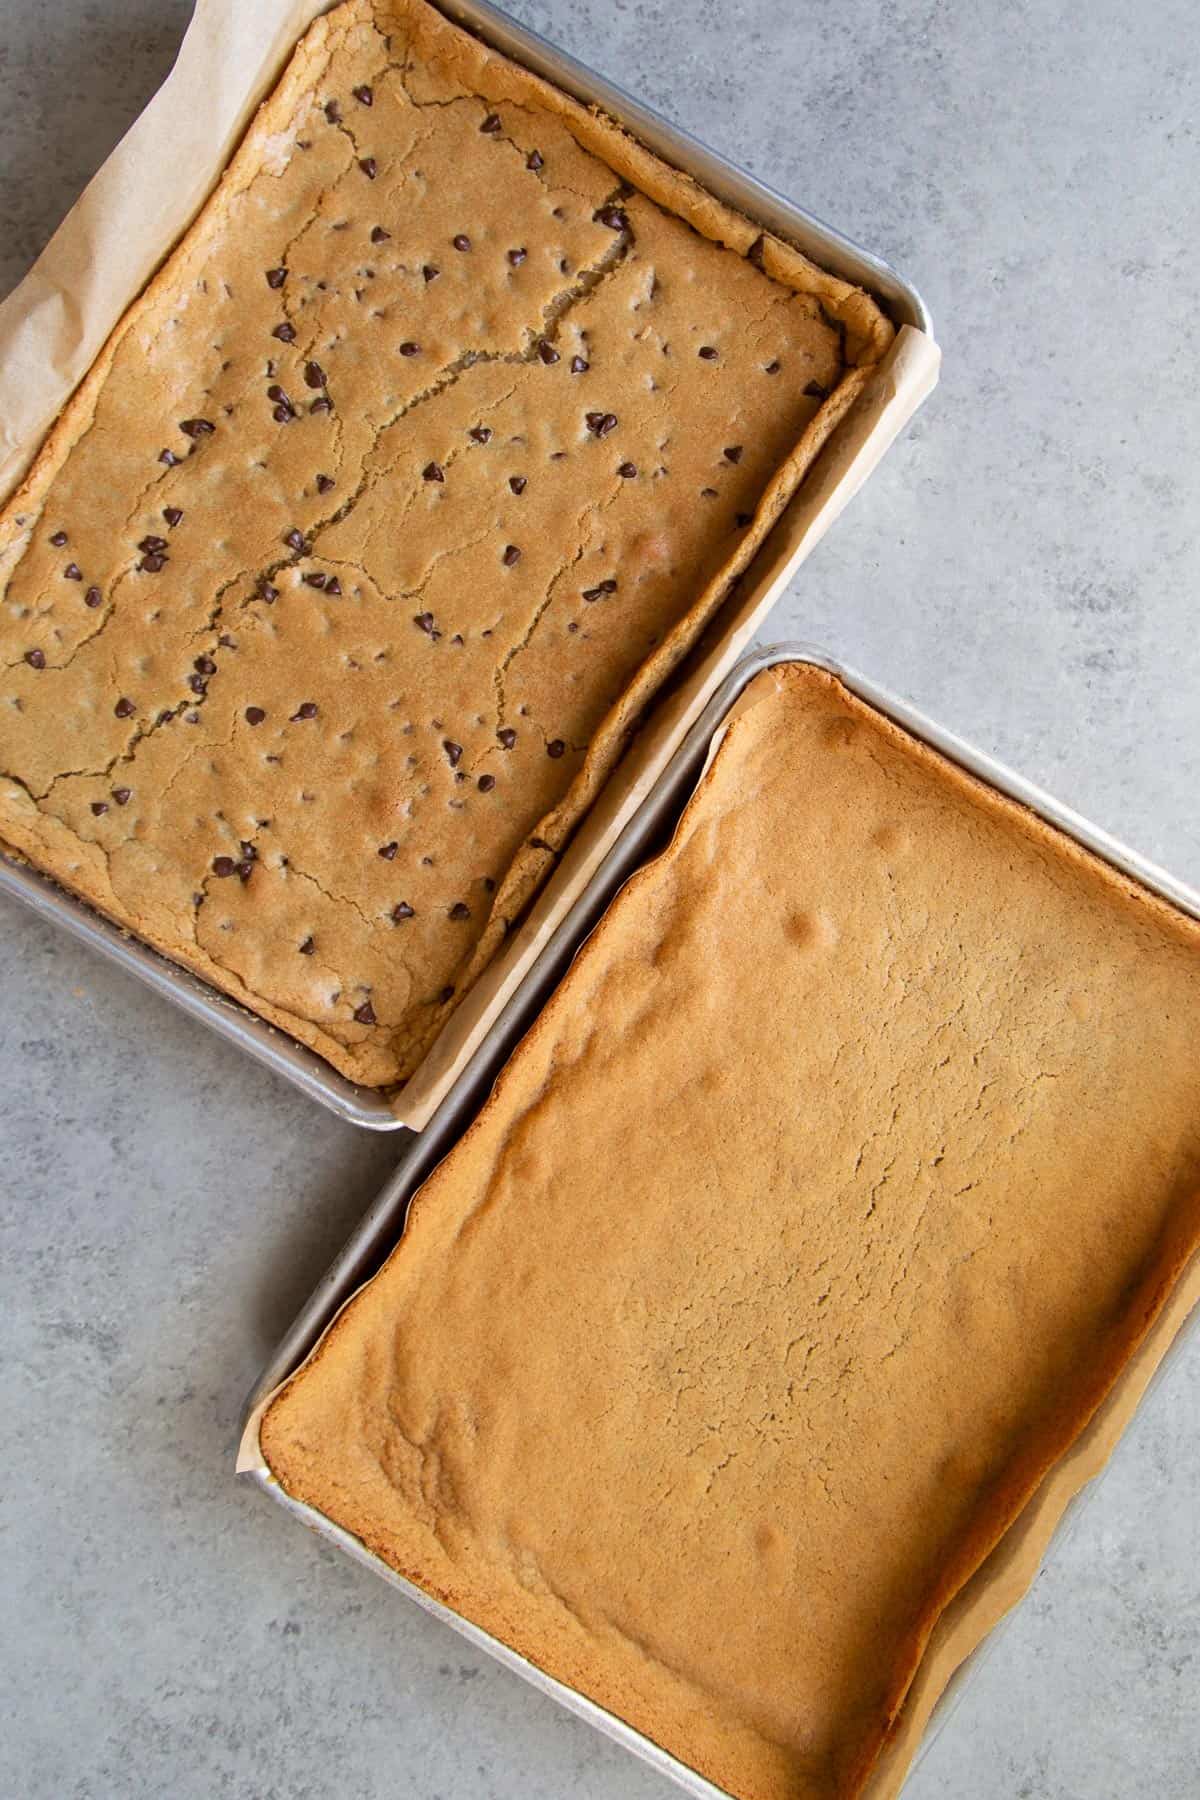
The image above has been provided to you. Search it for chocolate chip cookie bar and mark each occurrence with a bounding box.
[0,0,892,1085]
[262,663,1200,1796]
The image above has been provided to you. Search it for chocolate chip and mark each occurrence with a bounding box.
[272,322,297,343]
[140,553,167,573]
[217,635,236,648]
[399,340,421,356]
[495,728,517,752]
[449,901,471,920]
[259,582,279,603]
[299,936,315,954]
[422,265,440,283]
[735,511,753,527]
[530,836,554,851]
[481,113,502,133]
[582,578,618,601]
[477,773,496,792]
[304,361,327,388]
[804,379,829,399]
[585,411,618,437]
[468,425,492,445]
[303,572,328,590]
[423,462,445,482]
[163,506,184,527]
[245,706,266,726]
[508,247,527,266]
[352,84,373,105]
[212,856,236,877]
[379,841,398,861]
[324,99,341,123]
[180,417,215,437]
[138,535,168,554]
[268,384,292,406]
[63,563,83,581]
[618,461,637,478]
[370,225,391,244]
[316,473,335,493]
[501,544,521,566]
[187,674,207,695]
[765,359,781,375]
[438,984,455,1003]
[536,340,560,365]
[547,738,566,757]
[194,654,216,676]
[359,158,377,179]
[236,859,254,882]
[283,528,306,551]
[84,587,102,608]
[326,576,342,597]
[353,999,377,1024]
[24,648,45,670]
[443,739,463,767]
[91,802,108,817]
[391,901,414,922]
[112,787,131,806]
[309,395,333,413]
[723,445,744,465]
[272,404,294,424]
[413,612,436,635]
[114,697,135,718]
[701,486,718,498]
[49,530,68,547]
[265,267,287,289]
[698,345,718,360]
[291,701,318,720]
[526,149,543,170]
[594,205,628,231]
[452,233,471,251]
[508,475,527,495]
[569,355,590,374]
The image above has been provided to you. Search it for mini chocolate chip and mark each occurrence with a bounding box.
[701,486,718,498]
[272,404,294,424]
[112,787,131,806]
[114,697,135,718]
[236,859,254,882]
[326,576,342,597]
[423,462,445,482]
[422,265,440,283]
[299,936,315,954]
[159,449,180,468]
[352,84,373,105]
[212,856,236,877]
[502,544,521,566]
[138,535,168,553]
[194,655,216,676]
[547,739,566,758]
[49,530,68,547]
[180,417,215,437]
[259,582,279,603]
[497,727,517,749]
[439,984,455,1003]
[443,739,463,767]
[804,379,829,399]
[452,233,471,251]
[265,267,287,289]
[24,648,46,669]
[724,445,743,463]
[304,572,328,590]
[537,340,560,364]
[391,901,414,922]
[284,528,306,551]
[508,475,527,495]
[585,411,618,437]
[508,247,527,266]
[526,149,543,170]
[413,612,436,635]
[163,506,184,527]
[698,345,718,360]
[324,99,341,123]
[272,322,297,343]
[304,361,327,388]
[310,395,333,414]
[245,706,266,726]
[187,674,207,695]
[449,901,471,920]
[370,225,391,243]
[359,158,377,179]
[140,553,167,573]
[530,836,554,851]
[291,701,318,720]
[354,999,377,1025]
[477,773,496,792]
[482,876,496,892]
[91,802,108,817]
[765,359,781,374]
[63,563,83,580]
[735,511,753,527]
[316,473,335,493]
[378,841,399,860]
[481,112,502,133]
[618,461,637,478]
[570,355,590,374]
[240,840,257,861]
[468,425,493,444]
[84,587,102,607]
[399,340,421,356]
[594,205,628,231]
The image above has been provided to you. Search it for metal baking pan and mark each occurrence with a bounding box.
[0,0,931,1129]
[239,641,1200,1797]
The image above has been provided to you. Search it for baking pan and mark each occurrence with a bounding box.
[0,0,932,1129]
[239,641,1200,1797]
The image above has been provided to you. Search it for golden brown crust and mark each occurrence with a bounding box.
[0,0,891,1087]
[262,662,1200,1797]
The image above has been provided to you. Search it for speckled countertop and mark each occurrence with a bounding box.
[1,2,1197,1797]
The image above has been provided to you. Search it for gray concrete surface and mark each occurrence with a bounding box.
[2,1,1197,1796]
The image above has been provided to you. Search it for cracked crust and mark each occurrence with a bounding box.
[0,0,891,1087]
[262,663,1200,1798]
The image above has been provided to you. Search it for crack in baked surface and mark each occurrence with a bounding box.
[0,0,892,1087]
